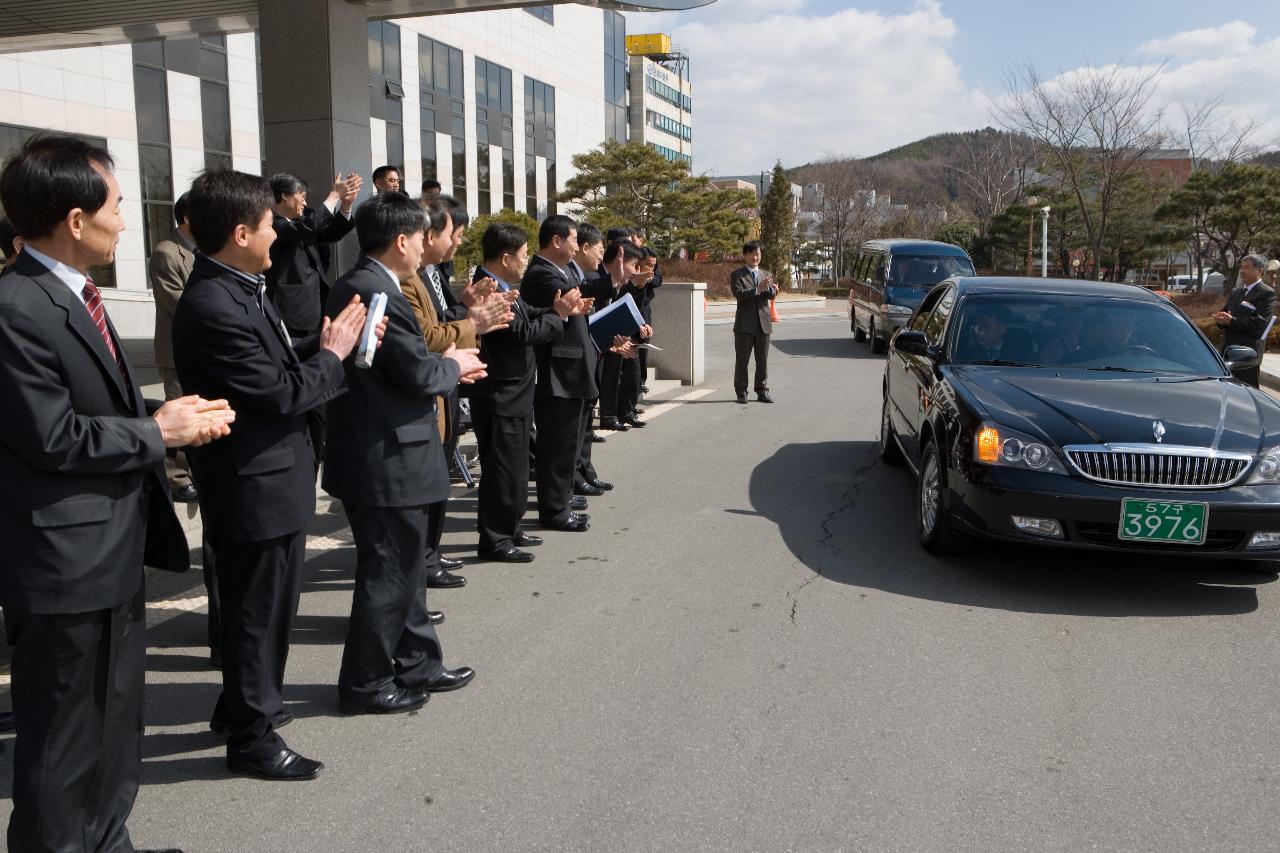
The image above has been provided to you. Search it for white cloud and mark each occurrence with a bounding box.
[627,0,988,174]
[1139,20,1257,61]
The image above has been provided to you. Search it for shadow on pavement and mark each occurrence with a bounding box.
[771,335,881,360]
[748,440,1267,617]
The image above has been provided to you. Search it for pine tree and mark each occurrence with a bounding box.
[759,162,796,284]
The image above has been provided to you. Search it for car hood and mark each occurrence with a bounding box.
[950,368,1280,454]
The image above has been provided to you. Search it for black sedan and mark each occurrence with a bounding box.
[880,277,1280,569]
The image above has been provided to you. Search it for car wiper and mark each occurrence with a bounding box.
[1084,366,1160,373]
[966,359,1040,367]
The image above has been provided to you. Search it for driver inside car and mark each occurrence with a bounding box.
[1063,311,1139,363]
[954,304,1035,363]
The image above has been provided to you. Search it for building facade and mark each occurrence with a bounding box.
[626,45,692,166]
[0,5,632,298]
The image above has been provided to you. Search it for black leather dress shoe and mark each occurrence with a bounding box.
[569,496,588,510]
[575,483,605,497]
[438,557,465,571]
[641,384,650,393]
[736,392,748,404]
[623,414,646,428]
[424,667,475,693]
[589,431,607,443]
[513,531,543,547]
[341,686,428,716]
[757,391,774,404]
[425,569,466,589]
[588,479,614,491]
[634,406,646,415]
[228,747,324,781]
[479,546,534,563]
[542,516,590,532]
[428,610,445,625]
[570,511,590,523]
[172,484,198,503]
[600,416,630,431]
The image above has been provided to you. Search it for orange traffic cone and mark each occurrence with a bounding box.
[769,298,781,323]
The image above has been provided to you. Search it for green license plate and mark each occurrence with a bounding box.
[1118,499,1208,545]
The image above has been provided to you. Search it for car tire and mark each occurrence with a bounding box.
[879,394,904,466]
[917,440,967,555]
[869,318,887,354]
[852,310,867,341]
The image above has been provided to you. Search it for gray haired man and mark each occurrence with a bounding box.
[1215,254,1276,387]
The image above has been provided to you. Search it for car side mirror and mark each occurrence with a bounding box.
[1224,344,1259,373]
[894,330,934,357]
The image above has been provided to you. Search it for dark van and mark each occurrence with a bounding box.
[848,239,976,353]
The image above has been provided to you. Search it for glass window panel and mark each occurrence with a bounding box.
[501,69,512,113]
[88,261,116,289]
[204,152,232,171]
[139,144,173,202]
[421,106,435,131]
[164,37,199,75]
[451,116,465,138]
[475,60,488,106]
[200,46,228,82]
[142,202,173,266]
[487,64,501,110]
[385,95,402,124]
[533,84,544,120]
[546,160,557,215]
[449,49,463,98]
[419,37,433,88]
[525,77,534,115]
[604,10,614,52]
[502,149,514,194]
[201,34,226,48]
[386,123,403,169]
[368,22,382,74]
[133,40,164,68]
[433,42,449,91]
[384,24,401,80]
[421,145,437,181]
[133,66,169,145]
[201,80,231,154]
[545,86,554,124]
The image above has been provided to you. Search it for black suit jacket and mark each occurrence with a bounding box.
[521,256,597,401]
[1221,282,1276,350]
[468,266,564,415]
[173,255,347,542]
[0,252,188,613]
[267,205,356,334]
[322,257,461,507]
[730,266,776,335]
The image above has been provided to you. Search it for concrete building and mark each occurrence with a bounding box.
[0,0,713,338]
[626,35,692,166]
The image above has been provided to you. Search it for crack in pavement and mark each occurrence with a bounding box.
[786,451,881,624]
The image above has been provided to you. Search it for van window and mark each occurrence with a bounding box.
[887,254,975,287]
[871,255,887,285]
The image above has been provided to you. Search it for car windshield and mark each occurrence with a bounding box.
[887,255,975,287]
[948,293,1226,375]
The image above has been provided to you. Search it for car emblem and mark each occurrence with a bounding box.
[1153,420,1166,443]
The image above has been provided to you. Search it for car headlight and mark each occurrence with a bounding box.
[973,422,1066,474]
[1248,446,1280,483]
[883,304,913,315]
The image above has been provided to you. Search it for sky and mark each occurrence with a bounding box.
[624,0,1280,175]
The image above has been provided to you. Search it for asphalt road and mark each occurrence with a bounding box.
[4,315,1280,852]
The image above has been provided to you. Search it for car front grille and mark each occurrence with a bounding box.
[1074,522,1244,552]
[1064,444,1251,489]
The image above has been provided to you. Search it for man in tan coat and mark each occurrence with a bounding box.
[150,192,199,502]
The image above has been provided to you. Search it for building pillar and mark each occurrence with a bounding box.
[259,0,370,268]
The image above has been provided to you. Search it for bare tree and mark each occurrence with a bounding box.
[948,129,1032,237]
[806,154,876,280]
[997,62,1168,279]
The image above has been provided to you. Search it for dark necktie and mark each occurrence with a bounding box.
[81,277,124,376]
[428,268,447,310]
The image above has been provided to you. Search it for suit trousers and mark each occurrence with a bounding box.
[599,351,624,420]
[209,532,305,761]
[533,396,585,523]
[159,366,193,490]
[618,353,641,417]
[203,536,221,656]
[6,583,146,853]
[473,408,532,552]
[575,398,598,488]
[424,436,461,572]
[339,503,444,705]
[734,332,771,394]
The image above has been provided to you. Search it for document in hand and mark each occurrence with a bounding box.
[587,292,644,352]
[355,291,388,369]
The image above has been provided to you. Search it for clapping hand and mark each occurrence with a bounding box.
[610,334,638,359]
[1215,310,1234,326]
[321,295,373,360]
[443,344,488,384]
[154,396,236,448]
[639,324,653,340]
[553,288,594,319]
[470,296,514,335]
[462,278,497,308]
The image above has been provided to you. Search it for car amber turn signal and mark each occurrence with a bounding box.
[976,427,1000,463]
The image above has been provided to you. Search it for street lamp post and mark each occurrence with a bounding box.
[1024,196,1040,277]
[1040,206,1051,278]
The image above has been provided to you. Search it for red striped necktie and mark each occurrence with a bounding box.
[81,277,124,376]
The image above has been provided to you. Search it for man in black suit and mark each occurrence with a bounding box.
[472,224,590,562]
[174,169,377,781]
[570,224,613,487]
[522,215,598,532]
[597,239,646,432]
[616,246,659,427]
[631,228,662,394]
[730,240,778,404]
[324,192,486,715]
[1215,254,1276,388]
[0,134,234,853]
